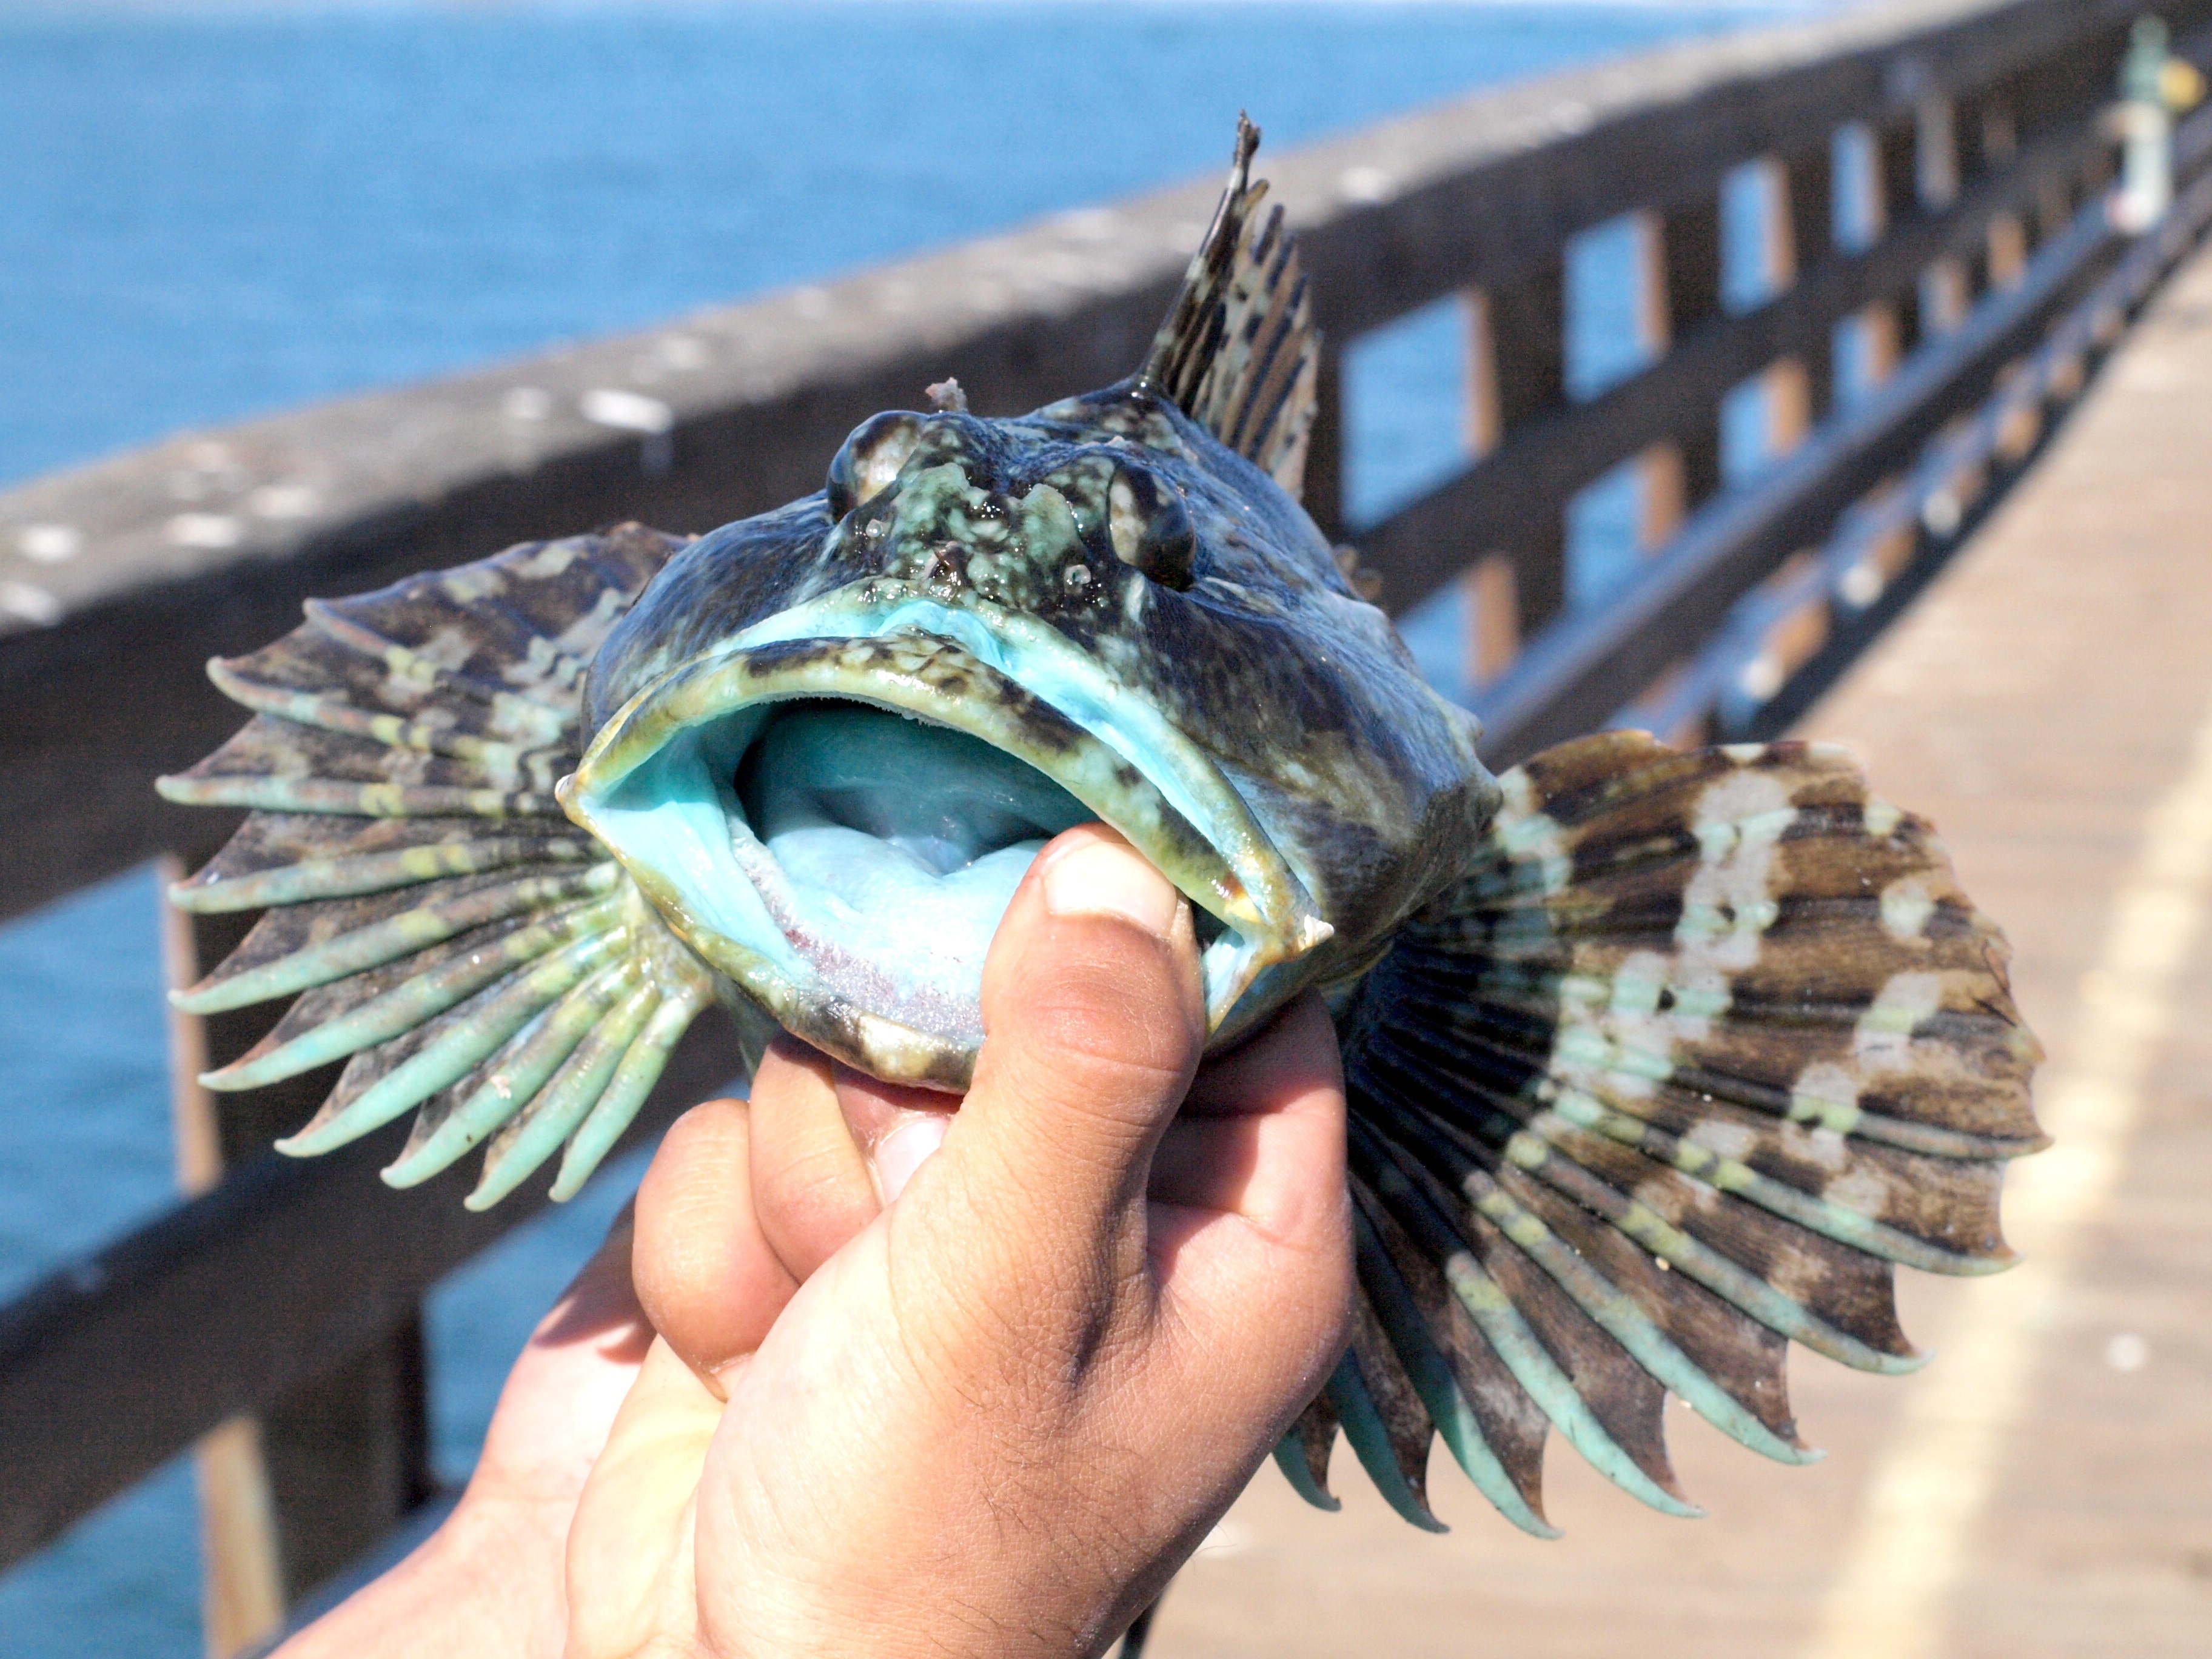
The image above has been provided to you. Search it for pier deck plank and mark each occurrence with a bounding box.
[1150,235,2212,1659]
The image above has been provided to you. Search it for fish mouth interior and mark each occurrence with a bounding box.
[732,698,1194,1037]
[566,623,1320,1086]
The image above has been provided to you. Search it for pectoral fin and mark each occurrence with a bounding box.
[1313,732,2044,1532]
[159,525,720,1208]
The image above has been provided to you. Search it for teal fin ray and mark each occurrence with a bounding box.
[1350,1185,1558,1536]
[1327,1306,1446,1533]
[169,814,594,914]
[1270,1392,1342,1513]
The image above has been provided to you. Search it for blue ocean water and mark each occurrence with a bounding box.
[0,3,1819,1652]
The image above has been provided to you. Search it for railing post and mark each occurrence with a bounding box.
[1979,84,2030,290]
[1462,261,1567,682]
[1304,349,1345,543]
[1640,195,1724,546]
[1916,98,1972,334]
[163,893,437,1646]
[164,865,285,1659]
[1774,144,1838,451]
[1872,116,1923,360]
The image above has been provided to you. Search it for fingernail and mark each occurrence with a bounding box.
[1041,839,1181,936]
[874,1113,950,1204]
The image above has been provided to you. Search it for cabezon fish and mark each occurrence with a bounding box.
[159,120,2045,1536]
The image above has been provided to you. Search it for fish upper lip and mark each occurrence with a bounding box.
[560,582,1330,1079]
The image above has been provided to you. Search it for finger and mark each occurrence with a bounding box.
[831,1063,958,1204]
[1150,995,1336,1238]
[1184,991,1342,1118]
[469,1201,653,1508]
[748,1039,880,1279]
[633,1098,796,1389]
[1150,993,1343,1227]
[958,824,1205,1255]
[563,1336,720,1659]
[1147,993,1351,1411]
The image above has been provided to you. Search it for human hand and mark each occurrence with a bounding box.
[566,824,1353,1659]
[275,1204,654,1659]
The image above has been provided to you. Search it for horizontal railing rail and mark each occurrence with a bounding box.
[4,0,2208,1638]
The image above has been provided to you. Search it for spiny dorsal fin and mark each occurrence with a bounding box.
[1142,115,1319,501]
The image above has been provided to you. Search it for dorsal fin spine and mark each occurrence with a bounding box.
[1139,115,1320,501]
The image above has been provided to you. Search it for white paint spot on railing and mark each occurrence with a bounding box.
[247,484,320,520]
[501,386,552,421]
[1054,207,1121,243]
[579,389,674,435]
[17,524,80,563]
[166,514,243,549]
[1737,652,1785,700]
[1339,166,1395,204]
[655,334,709,371]
[0,580,62,627]
[2104,1331,2150,1372]
[1840,560,1885,608]
[580,389,675,477]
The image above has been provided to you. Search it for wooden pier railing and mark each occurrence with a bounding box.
[4,0,2210,1645]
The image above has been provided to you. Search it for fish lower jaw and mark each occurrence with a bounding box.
[564,621,1326,1087]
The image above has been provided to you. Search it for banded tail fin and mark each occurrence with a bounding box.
[159,524,719,1209]
[1142,115,1319,500]
[1310,733,2043,1533]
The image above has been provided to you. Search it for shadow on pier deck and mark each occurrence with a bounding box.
[1154,223,2212,1659]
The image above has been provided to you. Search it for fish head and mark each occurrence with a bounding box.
[564,381,1496,1090]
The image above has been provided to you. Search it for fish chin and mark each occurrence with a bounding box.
[562,591,1332,1090]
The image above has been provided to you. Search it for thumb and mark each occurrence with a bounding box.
[947,824,1205,1258]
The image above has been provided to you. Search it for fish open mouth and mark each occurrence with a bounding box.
[561,592,1329,1088]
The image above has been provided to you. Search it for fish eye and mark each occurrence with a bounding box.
[826,412,925,519]
[1107,464,1196,590]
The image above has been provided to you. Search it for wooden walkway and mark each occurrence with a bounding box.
[1151,236,2212,1659]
